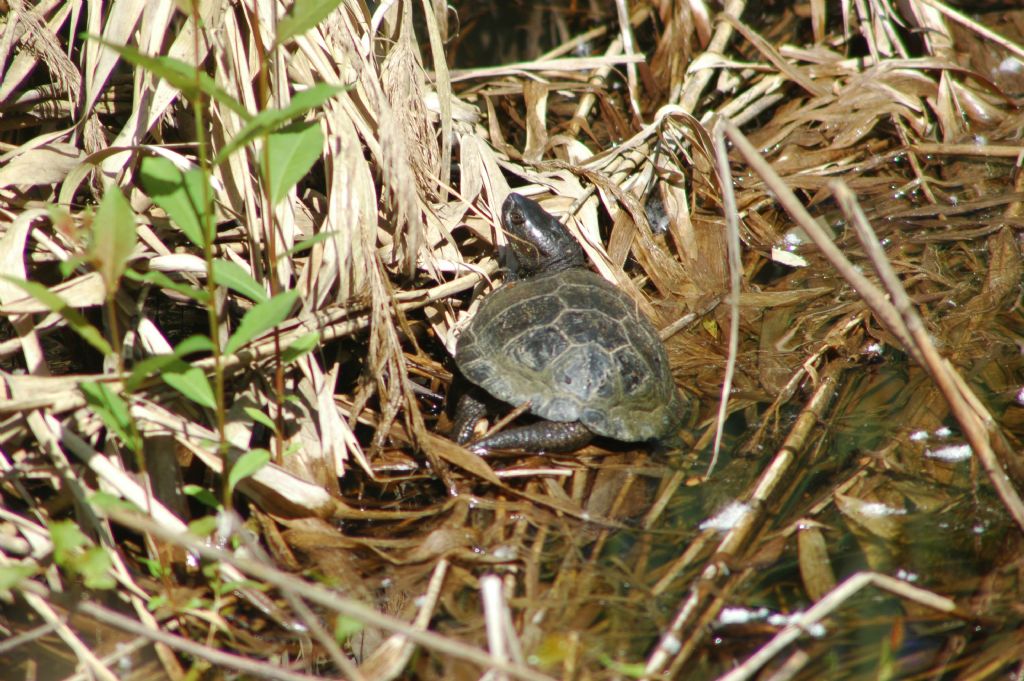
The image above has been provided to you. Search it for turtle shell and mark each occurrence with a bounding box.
[455,267,683,442]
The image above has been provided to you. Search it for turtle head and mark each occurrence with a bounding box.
[502,193,586,277]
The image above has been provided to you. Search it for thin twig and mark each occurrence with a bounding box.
[707,118,743,477]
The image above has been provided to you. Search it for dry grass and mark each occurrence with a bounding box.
[2,0,1024,679]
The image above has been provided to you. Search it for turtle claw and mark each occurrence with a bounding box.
[452,390,489,445]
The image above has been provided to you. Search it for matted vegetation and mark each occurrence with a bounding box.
[2,0,1023,679]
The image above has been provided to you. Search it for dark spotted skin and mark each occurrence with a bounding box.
[453,193,685,452]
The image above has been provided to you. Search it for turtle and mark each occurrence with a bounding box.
[452,192,686,452]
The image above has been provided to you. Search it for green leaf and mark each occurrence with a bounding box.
[275,0,345,46]
[90,37,249,119]
[139,156,210,248]
[0,276,112,357]
[162,360,217,409]
[80,381,142,454]
[79,546,117,589]
[58,254,88,280]
[227,448,271,495]
[212,575,265,597]
[49,520,88,564]
[243,406,278,434]
[215,83,347,165]
[261,120,323,206]
[282,330,319,364]
[174,334,216,357]
[211,259,268,303]
[89,185,137,293]
[188,516,218,537]
[137,556,168,579]
[88,491,140,513]
[124,335,215,392]
[284,230,336,259]
[125,354,180,392]
[0,563,39,592]
[334,614,364,644]
[184,484,220,509]
[598,654,646,679]
[124,268,210,304]
[224,289,299,354]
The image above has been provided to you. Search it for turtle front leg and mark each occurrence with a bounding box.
[471,421,593,453]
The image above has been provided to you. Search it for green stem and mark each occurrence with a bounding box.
[105,292,146,483]
[249,0,286,463]
[188,6,230,511]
